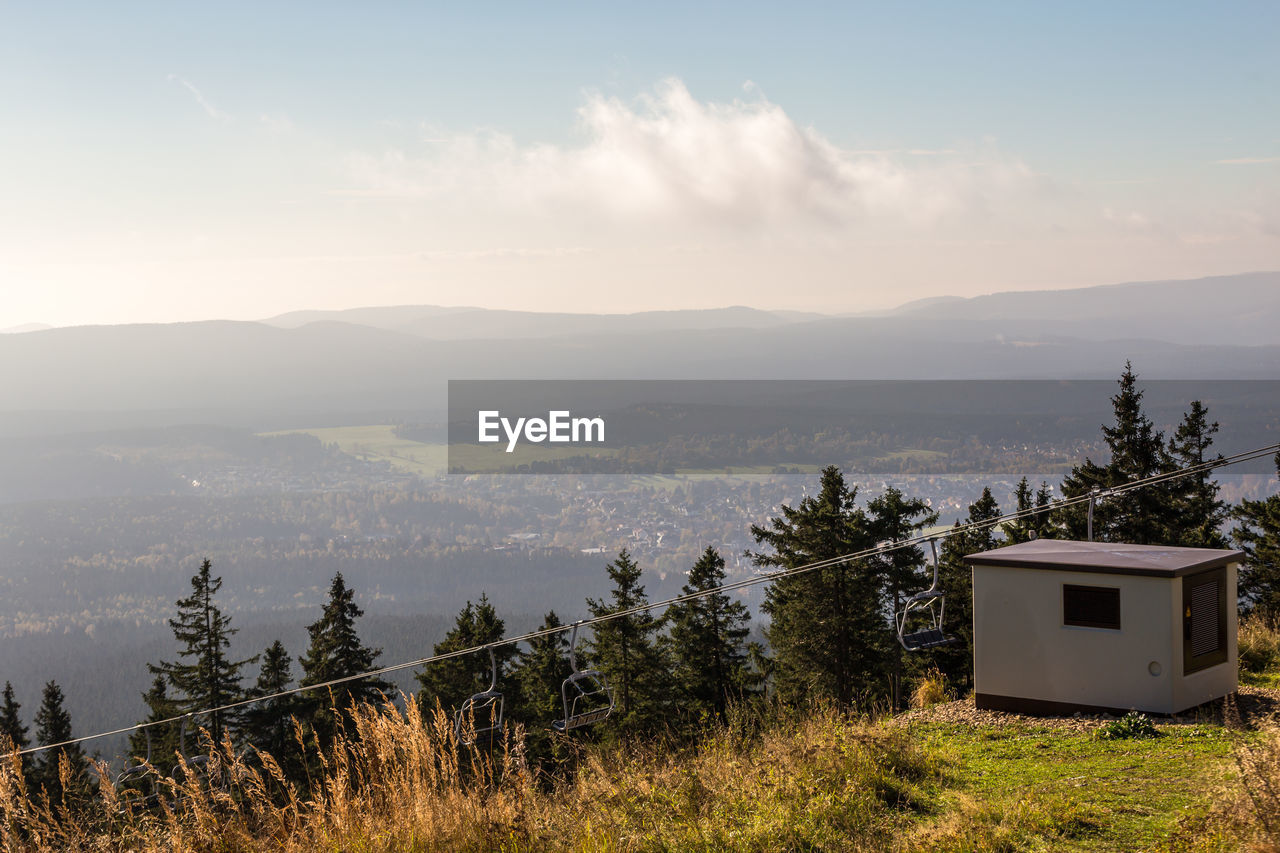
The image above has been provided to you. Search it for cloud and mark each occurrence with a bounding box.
[342,79,1038,230]
[1103,207,1155,230]
[168,74,230,121]
[1214,156,1280,165]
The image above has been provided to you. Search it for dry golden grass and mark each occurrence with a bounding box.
[0,701,944,853]
[1173,721,1280,853]
[909,670,949,710]
[1241,619,1280,688]
[1,691,1264,852]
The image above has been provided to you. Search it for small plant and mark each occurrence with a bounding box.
[910,668,949,709]
[1096,711,1160,741]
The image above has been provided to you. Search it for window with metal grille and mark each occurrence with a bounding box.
[1063,584,1121,630]
[1184,568,1228,674]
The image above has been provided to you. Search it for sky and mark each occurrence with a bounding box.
[1,1,1277,328]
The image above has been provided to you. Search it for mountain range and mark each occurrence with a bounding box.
[1,272,1276,435]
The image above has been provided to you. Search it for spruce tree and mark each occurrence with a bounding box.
[865,488,937,709]
[1002,477,1054,543]
[0,682,30,781]
[513,611,572,727]
[585,549,671,735]
[665,547,757,719]
[31,680,89,803]
[510,611,573,764]
[243,640,302,773]
[148,558,256,745]
[1233,452,1280,625]
[298,573,391,740]
[751,466,877,708]
[929,488,1002,691]
[129,676,182,775]
[415,594,515,721]
[1056,363,1177,543]
[1168,400,1228,547]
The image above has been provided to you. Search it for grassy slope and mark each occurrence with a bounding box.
[553,714,1247,853]
[909,721,1240,852]
[0,699,1261,852]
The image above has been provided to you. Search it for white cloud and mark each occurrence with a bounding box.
[168,74,230,121]
[342,78,1038,230]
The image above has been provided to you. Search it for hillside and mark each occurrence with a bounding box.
[2,686,1275,851]
[2,272,1279,435]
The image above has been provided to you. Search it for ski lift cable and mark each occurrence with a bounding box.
[12,439,1280,759]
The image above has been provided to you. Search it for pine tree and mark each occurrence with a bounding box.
[1056,363,1177,543]
[298,573,391,740]
[513,612,572,723]
[31,680,89,803]
[929,488,1001,691]
[415,593,515,721]
[751,466,878,708]
[129,676,182,776]
[510,611,574,765]
[585,549,671,735]
[865,488,937,709]
[148,558,256,745]
[243,640,302,774]
[1003,477,1054,543]
[1168,400,1228,547]
[665,547,757,719]
[0,682,30,782]
[1233,452,1280,626]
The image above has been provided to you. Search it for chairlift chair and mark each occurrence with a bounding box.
[114,724,159,814]
[552,622,615,732]
[172,713,224,798]
[454,646,504,747]
[896,538,957,651]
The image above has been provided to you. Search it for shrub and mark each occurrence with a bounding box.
[1096,711,1160,741]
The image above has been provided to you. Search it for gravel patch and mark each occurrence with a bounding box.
[893,685,1280,732]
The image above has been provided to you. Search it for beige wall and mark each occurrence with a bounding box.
[972,563,1238,714]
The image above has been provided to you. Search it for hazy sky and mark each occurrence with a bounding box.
[2,2,1277,327]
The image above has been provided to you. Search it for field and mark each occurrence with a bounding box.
[263,425,950,478]
[263,425,449,476]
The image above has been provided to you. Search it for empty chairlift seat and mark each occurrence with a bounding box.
[553,622,615,732]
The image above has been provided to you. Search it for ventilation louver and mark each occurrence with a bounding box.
[1184,568,1228,674]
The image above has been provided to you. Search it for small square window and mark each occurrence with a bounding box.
[1063,584,1121,630]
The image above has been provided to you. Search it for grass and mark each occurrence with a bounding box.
[1240,618,1280,688]
[910,720,1240,851]
[5,619,1278,851]
[0,702,1261,853]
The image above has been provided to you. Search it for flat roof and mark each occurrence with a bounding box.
[963,539,1244,578]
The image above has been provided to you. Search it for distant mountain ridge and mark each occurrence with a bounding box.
[263,305,824,339]
[253,272,1280,346]
[1,272,1277,434]
[891,271,1280,346]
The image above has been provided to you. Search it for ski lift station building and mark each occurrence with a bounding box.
[964,540,1242,716]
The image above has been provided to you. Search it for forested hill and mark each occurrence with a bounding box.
[1,272,1278,434]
